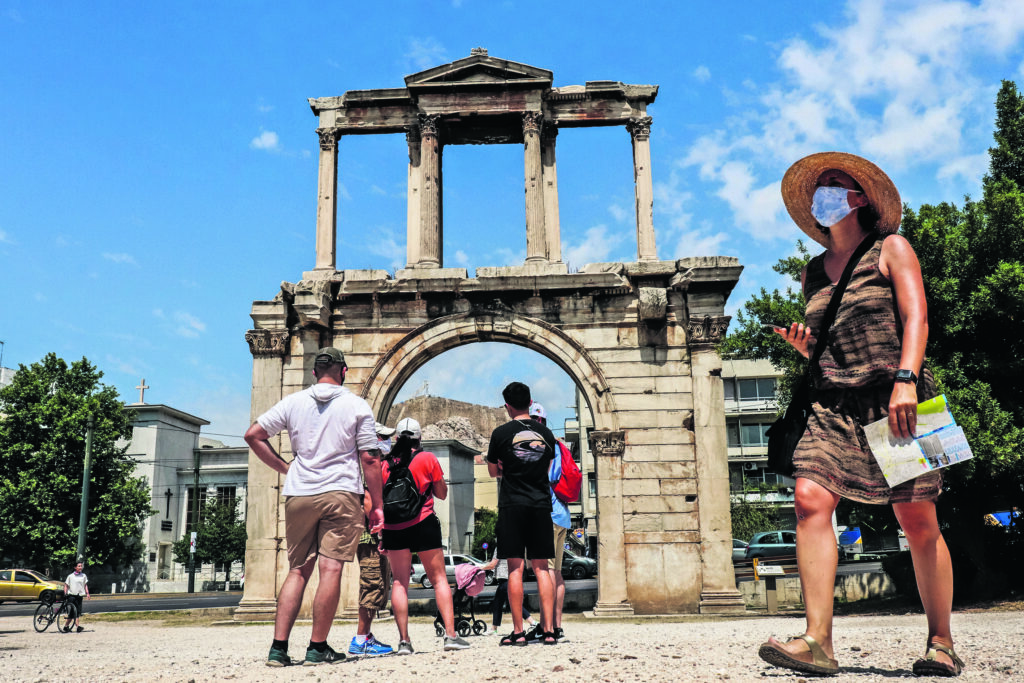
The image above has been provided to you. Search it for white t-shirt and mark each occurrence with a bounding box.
[257,383,377,497]
[65,572,88,596]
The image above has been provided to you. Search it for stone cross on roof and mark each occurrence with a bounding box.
[135,378,149,404]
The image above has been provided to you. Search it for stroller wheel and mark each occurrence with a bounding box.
[457,621,472,638]
[434,616,445,637]
[473,620,487,635]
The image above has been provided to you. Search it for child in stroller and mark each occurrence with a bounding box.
[434,563,488,637]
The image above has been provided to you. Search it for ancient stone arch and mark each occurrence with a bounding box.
[236,51,746,620]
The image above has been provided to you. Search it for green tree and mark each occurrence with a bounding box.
[171,496,247,584]
[0,353,153,573]
[471,507,497,560]
[730,499,781,543]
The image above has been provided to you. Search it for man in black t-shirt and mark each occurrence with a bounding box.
[486,382,557,645]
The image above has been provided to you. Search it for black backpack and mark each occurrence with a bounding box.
[382,452,428,525]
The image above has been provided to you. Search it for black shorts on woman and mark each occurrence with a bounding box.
[381,513,443,553]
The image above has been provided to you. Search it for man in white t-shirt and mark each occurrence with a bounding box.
[244,347,383,667]
[63,561,89,633]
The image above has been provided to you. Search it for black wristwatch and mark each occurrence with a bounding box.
[894,369,918,384]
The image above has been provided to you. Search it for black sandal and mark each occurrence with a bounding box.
[499,631,527,646]
[542,631,557,645]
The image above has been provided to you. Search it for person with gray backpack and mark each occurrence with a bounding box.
[380,417,470,654]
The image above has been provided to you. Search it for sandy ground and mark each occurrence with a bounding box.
[1,609,1020,682]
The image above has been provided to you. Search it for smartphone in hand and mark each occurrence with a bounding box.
[761,323,787,333]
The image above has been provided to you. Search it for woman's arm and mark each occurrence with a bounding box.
[774,265,815,358]
[880,235,929,439]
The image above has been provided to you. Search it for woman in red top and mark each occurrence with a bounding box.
[381,417,469,653]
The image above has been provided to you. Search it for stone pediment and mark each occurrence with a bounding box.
[405,48,552,91]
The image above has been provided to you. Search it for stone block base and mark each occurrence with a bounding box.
[699,589,747,614]
[395,267,469,280]
[233,599,277,622]
[588,600,635,617]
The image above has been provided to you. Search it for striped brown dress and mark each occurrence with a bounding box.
[793,235,942,504]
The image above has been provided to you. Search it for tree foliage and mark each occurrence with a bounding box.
[730,499,782,543]
[171,496,247,581]
[471,507,497,560]
[0,354,153,573]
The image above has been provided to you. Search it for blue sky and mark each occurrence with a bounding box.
[2,1,1022,444]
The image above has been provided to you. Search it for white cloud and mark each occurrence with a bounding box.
[693,65,711,83]
[152,308,165,319]
[0,229,12,244]
[371,185,388,196]
[563,225,628,268]
[105,354,141,377]
[364,226,406,269]
[608,203,629,223]
[674,225,732,259]
[250,130,281,151]
[103,252,138,265]
[453,249,469,266]
[937,152,989,187]
[173,311,206,338]
[406,37,448,71]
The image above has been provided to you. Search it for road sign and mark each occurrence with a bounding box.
[481,542,489,549]
[189,531,197,554]
[564,542,571,550]
[574,528,584,538]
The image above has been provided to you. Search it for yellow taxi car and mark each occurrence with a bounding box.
[0,569,65,604]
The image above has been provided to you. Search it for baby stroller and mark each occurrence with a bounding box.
[434,563,488,637]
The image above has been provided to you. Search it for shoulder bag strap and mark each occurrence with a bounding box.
[808,233,879,369]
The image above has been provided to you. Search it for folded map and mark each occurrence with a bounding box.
[863,395,974,487]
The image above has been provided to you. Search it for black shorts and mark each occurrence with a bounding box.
[68,594,84,614]
[382,514,443,553]
[496,506,555,560]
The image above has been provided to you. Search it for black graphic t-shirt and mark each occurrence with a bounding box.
[487,418,556,509]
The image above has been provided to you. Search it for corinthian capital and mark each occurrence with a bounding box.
[316,127,341,151]
[522,111,543,137]
[418,113,441,137]
[541,120,559,143]
[245,329,290,357]
[627,116,653,141]
[686,315,731,348]
[589,430,626,457]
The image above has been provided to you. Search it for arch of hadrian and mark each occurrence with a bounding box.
[237,49,745,619]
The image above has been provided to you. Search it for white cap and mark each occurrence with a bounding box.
[396,417,421,440]
[529,402,547,420]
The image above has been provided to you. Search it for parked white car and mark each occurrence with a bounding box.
[411,554,495,588]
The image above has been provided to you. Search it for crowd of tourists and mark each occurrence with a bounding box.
[245,353,568,666]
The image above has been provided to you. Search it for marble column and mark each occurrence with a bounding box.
[541,122,562,263]
[523,111,546,263]
[589,431,634,616]
[406,126,422,268]
[235,328,290,622]
[627,116,657,261]
[687,315,747,614]
[314,127,341,271]
[418,114,442,268]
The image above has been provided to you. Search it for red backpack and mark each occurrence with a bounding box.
[552,440,582,503]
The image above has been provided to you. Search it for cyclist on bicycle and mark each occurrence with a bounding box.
[64,562,90,633]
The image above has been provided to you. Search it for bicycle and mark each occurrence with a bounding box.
[33,590,78,633]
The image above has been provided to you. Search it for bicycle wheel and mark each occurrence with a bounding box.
[33,602,55,633]
[57,602,78,633]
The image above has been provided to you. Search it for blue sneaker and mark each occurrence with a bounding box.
[348,634,393,656]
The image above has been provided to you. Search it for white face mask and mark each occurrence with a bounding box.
[377,438,392,456]
[811,186,861,227]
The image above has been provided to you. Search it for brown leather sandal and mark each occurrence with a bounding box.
[912,641,964,677]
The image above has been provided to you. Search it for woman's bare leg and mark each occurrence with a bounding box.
[893,500,955,667]
[387,549,412,642]
[767,477,840,661]
[419,548,457,638]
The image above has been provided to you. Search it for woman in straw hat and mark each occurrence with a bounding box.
[757,152,962,677]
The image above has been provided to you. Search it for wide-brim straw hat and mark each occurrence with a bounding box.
[781,151,902,247]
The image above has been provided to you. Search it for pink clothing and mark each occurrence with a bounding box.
[381,450,444,531]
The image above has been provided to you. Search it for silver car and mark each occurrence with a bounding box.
[744,530,797,560]
[412,554,495,588]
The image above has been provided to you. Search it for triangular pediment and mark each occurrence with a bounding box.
[405,50,552,89]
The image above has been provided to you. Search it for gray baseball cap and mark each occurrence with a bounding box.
[314,347,346,366]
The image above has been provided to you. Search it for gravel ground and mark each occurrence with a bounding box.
[2,609,1020,682]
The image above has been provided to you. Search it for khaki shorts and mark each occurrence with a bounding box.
[547,525,568,572]
[357,542,391,611]
[284,491,362,569]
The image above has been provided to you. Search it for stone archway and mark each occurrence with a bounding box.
[236,51,747,621]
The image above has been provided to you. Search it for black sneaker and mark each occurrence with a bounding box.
[266,646,292,667]
[303,644,345,666]
[554,627,566,643]
[524,623,544,644]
